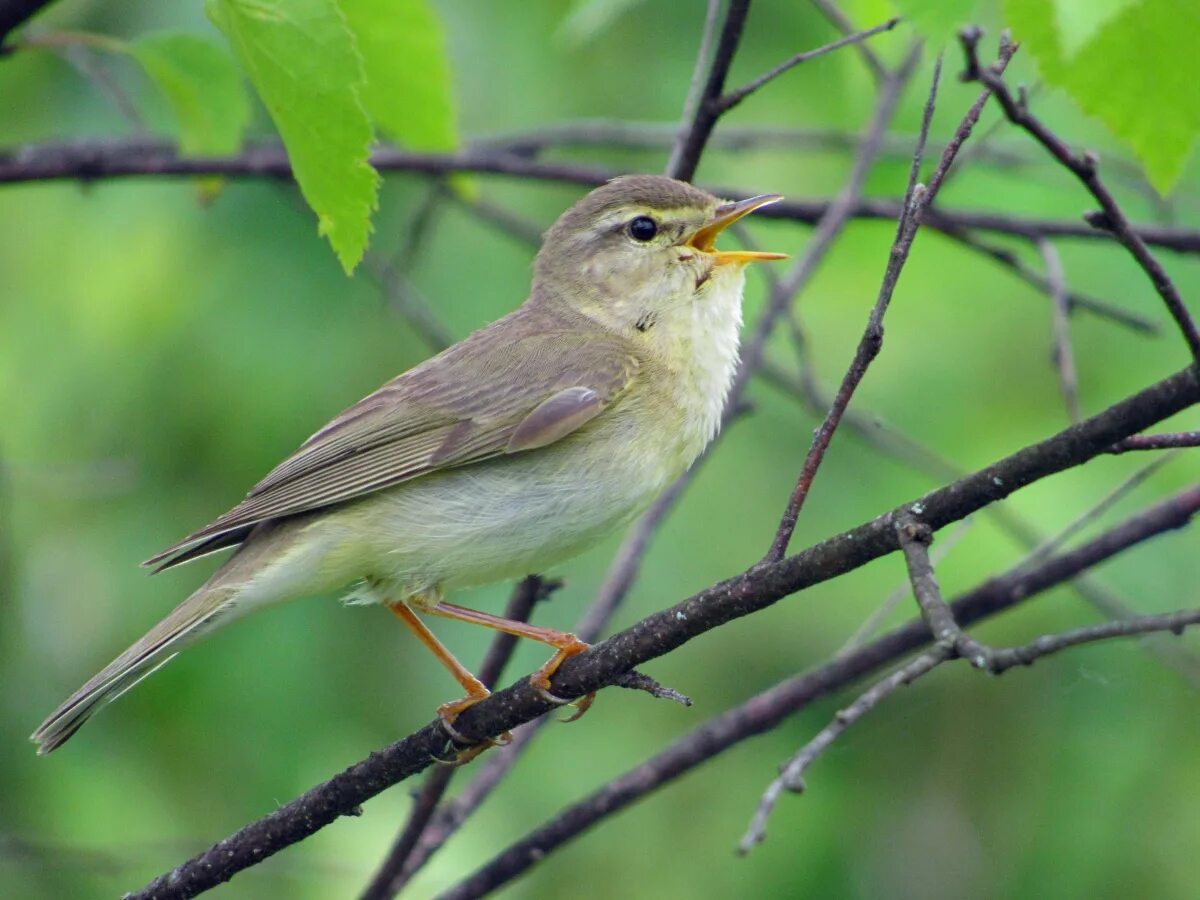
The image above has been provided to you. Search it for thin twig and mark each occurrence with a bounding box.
[937,226,1158,334]
[733,41,924,437]
[896,516,992,667]
[1109,431,1200,453]
[809,0,887,83]
[766,39,1020,562]
[666,0,751,181]
[738,645,952,854]
[435,484,1200,895]
[961,28,1200,364]
[987,607,1200,671]
[1039,239,1082,422]
[665,0,724,179]
[717,17,900,112]
[761,49,940,562]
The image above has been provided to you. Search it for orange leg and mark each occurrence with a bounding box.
[424,600,595,718]
[387,601,510,751]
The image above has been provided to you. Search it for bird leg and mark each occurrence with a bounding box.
[423,600,596,719]
[386,600,511,754]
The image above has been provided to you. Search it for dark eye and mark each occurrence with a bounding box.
[627,216,658,242]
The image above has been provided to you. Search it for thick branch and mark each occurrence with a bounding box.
[438,484,1200,896]
[128,364,1200,899]
[3,139,1198,255]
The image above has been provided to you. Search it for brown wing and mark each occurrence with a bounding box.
[144,313,639,571]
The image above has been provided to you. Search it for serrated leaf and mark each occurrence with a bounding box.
[1005,0,1200,195]
[130,33,251,156]
[1050,0,1136,59]
[891,0,985,45]
[338,0,457,151]
[211,0,380,273]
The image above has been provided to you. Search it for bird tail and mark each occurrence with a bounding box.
[31,575,241,754]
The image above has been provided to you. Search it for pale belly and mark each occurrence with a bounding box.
[277,423,683,601]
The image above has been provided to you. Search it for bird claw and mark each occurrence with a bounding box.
[535,686,596,722]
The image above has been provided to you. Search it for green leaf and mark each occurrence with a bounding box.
[130,33,251,156]
[891,0,985,45]
[211,0,380,273]
[338,0,457,151]
[1050,0,1136,59]
[1005,0,1200,195]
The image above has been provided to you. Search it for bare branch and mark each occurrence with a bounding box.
[738,645,952,854]
[665,0,724,179]
[665,0,752,181]
[3,138,1198,257]
[987,607,1200,671]
[1109,431,1200,453]
[896,516,992,667]
[436,484,1200,896]
[810,0,888,83]
[1039,239,1082,422]
[717,17,900,112]
[960,28,1200,364]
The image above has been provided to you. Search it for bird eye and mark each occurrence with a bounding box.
[627,216,659,242]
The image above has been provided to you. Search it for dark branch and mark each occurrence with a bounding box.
[716,17,900,112]
[1109,430,1200,453]
[766,38,1021,561]
[3,139,1198,256]
[987,606,1200,671]
[934,226,1159,334]
[960,28,1200,365]
[127,364,1200,899]
[437,484,1200,895]
[665,0,751,181]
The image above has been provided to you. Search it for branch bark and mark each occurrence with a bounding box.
[437,483,1200,897]
[3,139,1199,256]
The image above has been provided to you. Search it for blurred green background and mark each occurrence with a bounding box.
[2,1,1199,898]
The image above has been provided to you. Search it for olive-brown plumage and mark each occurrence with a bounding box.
[33,175,785,754]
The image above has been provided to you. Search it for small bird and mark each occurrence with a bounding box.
[32,175,785,754]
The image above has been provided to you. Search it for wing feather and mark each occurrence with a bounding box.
[145,314,639,571]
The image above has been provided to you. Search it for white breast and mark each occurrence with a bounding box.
[653,266,746,467]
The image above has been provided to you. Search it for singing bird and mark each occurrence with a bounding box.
[32,175,786,754]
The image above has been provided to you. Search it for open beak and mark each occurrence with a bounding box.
[686,194,789,265]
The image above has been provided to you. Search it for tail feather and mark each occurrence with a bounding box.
[31,583,237,754]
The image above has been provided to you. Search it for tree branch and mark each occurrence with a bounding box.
[665,0,752,181]
[1108,430,1200,453]
[960,28,1200,365]
[436,483,1200,896]
[716,17,900,112]
[3,138,1198,256]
